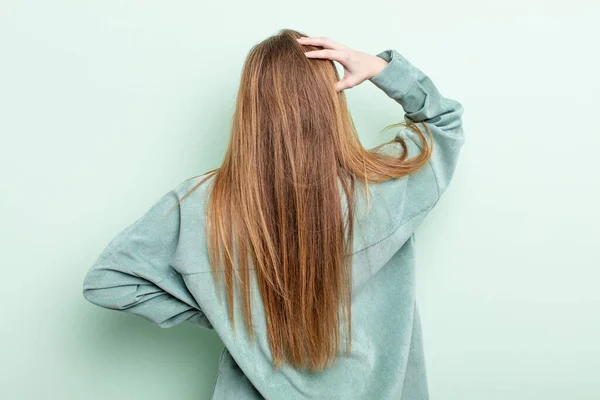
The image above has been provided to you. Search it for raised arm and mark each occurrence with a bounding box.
[369,49,466,203]
[299,37,465,205]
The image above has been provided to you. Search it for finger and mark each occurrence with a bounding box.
[297,36,345,50]
[304,49,346,63]
[335,77,355,92]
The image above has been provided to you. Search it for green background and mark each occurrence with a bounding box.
[1,1,599,399]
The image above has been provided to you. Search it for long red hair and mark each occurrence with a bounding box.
[179,28,432,372]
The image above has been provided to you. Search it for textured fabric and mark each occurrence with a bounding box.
[82,48,465,399]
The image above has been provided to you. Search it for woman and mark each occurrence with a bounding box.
[83,28,465,399]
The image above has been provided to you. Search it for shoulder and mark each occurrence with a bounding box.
[172,171,218,202]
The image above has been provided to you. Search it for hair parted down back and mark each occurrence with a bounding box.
[177,28,433,372]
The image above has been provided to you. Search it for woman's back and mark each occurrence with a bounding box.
[82,43,465,399]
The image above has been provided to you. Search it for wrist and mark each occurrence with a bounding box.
[368,55,389,79]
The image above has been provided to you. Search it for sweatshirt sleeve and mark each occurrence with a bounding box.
[82,189,213,329]
[369,49,465,206]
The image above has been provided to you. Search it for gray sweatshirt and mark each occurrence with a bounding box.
[82,48,465,400]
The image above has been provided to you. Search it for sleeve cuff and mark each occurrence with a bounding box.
[369,49,424,100]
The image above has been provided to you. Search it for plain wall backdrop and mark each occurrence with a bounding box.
[1,1,599,399]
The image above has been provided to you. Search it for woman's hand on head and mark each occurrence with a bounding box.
[297,36,389,92]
